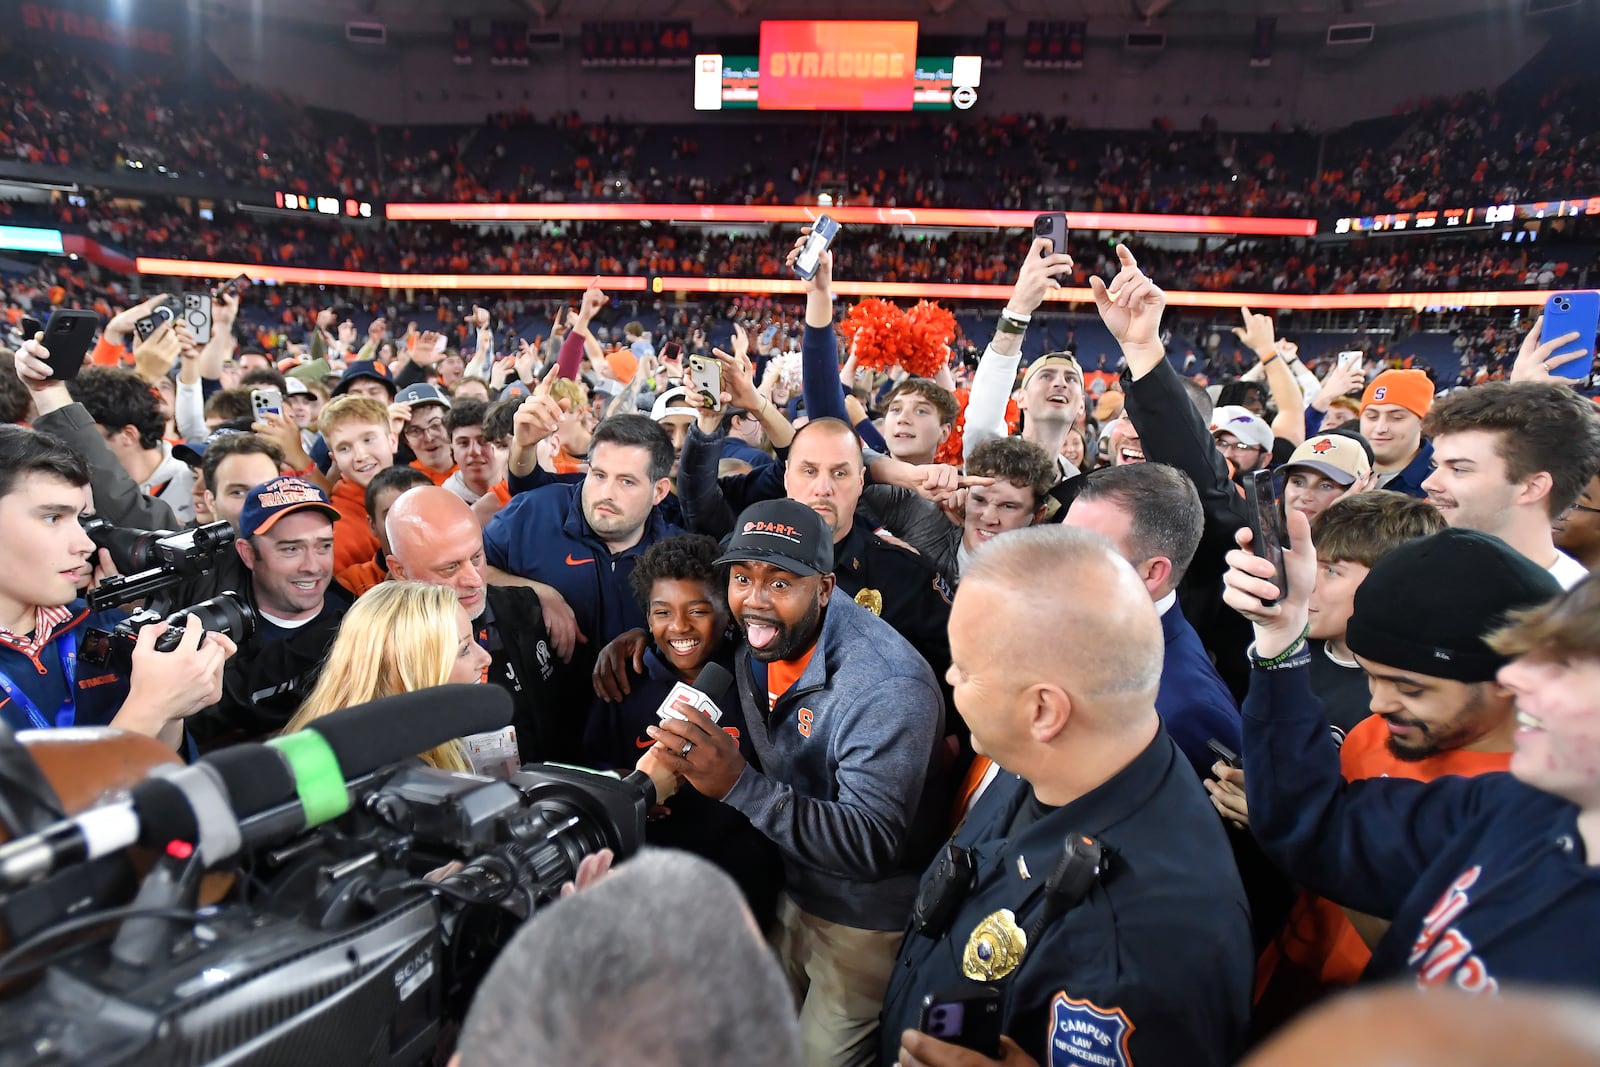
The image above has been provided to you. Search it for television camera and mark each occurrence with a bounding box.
[0,685,651,1065]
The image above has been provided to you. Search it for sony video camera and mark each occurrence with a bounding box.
[0,686,650,1066]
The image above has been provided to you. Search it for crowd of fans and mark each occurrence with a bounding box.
[3,37,1599,218]
[4,216,1600,1066]
[4,22,1600,1064]
[15,187,1597,301]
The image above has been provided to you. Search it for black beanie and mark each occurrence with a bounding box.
[1345,529,1562,682]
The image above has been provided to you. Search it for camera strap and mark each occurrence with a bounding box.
[0,629,79,730]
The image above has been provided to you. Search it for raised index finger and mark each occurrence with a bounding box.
[534,363,561,397]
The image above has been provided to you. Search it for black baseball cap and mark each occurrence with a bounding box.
[717,499,834,577]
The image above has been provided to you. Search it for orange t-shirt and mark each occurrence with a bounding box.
[409,459,455,486]
[766,646,817,712]
[329,477,383,574]
[1256,715,1510,1004]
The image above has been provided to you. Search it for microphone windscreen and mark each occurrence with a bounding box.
[311,685,514,777]
[692,662,735,707]
[207,744,298,816]
[131,778,201,849]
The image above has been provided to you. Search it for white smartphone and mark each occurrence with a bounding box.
[688,354,722,412]
[251,387,283,421]
[1337,350,1363,369]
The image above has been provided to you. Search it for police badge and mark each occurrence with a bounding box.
[962,909,1027,981]
[854,588,884,616]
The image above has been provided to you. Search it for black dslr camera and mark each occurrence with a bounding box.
[78,519,255,672]
[80,591,257,674]
[81,519,237,616]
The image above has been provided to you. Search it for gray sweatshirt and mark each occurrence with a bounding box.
[723,595,948,931]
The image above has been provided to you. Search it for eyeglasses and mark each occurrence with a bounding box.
[404,418,447,441]
[1565,501,1600,516]
[1216,439,1264,456]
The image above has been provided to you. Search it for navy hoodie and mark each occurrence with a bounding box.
[1244,660,1600,993]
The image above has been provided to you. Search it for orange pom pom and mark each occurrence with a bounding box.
[936,388,1022,467]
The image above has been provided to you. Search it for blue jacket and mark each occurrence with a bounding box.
[1382,438,1435,499]
[0,602,131,733]
[1156,600,1242,779]
[724,595,947,931]
[482,482,683,649]
[882,733,1253,1067]
[719,437,774,468]
[1244,659,1600,993]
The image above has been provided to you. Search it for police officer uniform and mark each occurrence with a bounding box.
[832,520,953,680]
[879,728,1253,1067]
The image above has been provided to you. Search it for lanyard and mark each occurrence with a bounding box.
[0,629,78,730]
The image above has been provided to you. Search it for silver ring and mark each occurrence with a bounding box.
[679,742,694,758]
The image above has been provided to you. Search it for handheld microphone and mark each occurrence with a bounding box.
[0,684,513,889]
[692,662,735,709]
[654,662,735,725]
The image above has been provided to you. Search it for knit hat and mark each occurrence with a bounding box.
[1346,529,1561,682]
[1361,369,1434,420]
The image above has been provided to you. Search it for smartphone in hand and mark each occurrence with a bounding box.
[918,988,1003,1058]
[1207,738,1242,770]
[794,216,841,282]
[688,354,722,412]
[25,309,99,381]
[1242,468,1288,607]
[251,387,284,422]
[181,292,213,345]
[134,299,177,343]
[1034,212,1069,255]
[1542,291,1599,381]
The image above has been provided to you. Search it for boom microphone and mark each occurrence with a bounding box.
[0,685,513,888]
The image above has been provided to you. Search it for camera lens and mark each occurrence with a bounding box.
[162,592,257,647]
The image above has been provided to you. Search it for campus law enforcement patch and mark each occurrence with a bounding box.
[854,588,884,616]
[1048,993,1135,1067]
[961,909,1027,981]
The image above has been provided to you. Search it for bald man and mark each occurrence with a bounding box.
[387,486,571,762]
[881,527,1253,1067]
[1241,986,1600,1067]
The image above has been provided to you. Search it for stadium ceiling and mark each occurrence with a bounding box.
[205,0,1525,35]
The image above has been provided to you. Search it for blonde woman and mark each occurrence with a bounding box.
[284,581,492,772]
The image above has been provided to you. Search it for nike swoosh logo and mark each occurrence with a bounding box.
[566,554,596,566]
[635,736,655,749]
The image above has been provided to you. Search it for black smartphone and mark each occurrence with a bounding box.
[1207,738,1241,770]
[919,987,1003,1058]
[1034,212,1069,255]
[217,273,252,299]
[27,309,99,381]
[134,298,177,343]
[660,340,683,363]
[793,215,841,282]
[1242,468,1288,606]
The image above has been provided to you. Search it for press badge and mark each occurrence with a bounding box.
[462,726,519,779]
